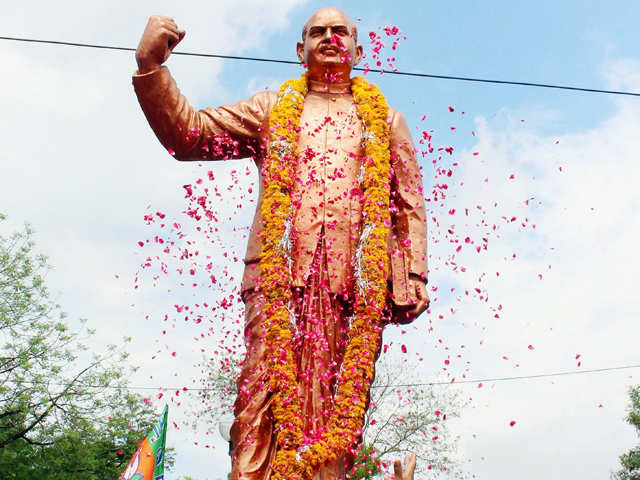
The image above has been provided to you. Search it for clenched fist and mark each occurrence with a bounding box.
[135,15,185,74]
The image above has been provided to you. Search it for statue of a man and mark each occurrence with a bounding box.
[133,8,428,480]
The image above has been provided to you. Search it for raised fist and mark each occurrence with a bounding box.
[135,15,185,74]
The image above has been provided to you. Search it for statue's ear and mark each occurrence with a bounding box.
[296,41,305,64]
[354,44,363,66]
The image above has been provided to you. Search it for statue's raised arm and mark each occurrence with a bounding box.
[133,16,274,162]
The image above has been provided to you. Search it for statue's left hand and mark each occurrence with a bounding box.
[407,277,429,317]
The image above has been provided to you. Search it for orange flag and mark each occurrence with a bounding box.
[119,405,168,480]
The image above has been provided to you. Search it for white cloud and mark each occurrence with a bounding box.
[421,58,640,479]
[246,75,290,95]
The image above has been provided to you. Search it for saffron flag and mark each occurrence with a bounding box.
[119,405,168,480]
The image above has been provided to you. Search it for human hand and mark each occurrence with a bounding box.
[408,276,429,317]
[385,452,416,480]
[136,15,185,74]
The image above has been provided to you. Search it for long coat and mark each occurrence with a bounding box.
[133,68,427,312]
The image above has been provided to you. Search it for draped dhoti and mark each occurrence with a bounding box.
[230,238,366,480]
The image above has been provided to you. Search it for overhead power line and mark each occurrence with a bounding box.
[385,363,640,388]
[0,36,300,66]
[11,363,640,392]
[2,35,640,97]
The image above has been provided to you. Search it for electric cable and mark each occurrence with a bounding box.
[2,35,639,97]
[9,363,640,392]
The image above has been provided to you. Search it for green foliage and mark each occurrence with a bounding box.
[363,360,467,478]
[628,387,640,432]
[613,386,640,479]
[0,216,172,477]
[0,392,166,479]
[347,444,382,480]
[193,348,240,437]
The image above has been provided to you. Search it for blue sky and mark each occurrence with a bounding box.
[210,0,639,136]
[2,1,640,479]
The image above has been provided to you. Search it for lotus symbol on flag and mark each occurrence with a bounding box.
[120,451,143,480]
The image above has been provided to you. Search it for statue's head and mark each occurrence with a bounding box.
[297,7,363,82]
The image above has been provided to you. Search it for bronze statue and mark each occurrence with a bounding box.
[134,8,428,479]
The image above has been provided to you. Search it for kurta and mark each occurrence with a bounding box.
[132,68,428,479]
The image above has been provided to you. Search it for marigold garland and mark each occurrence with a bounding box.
[260,73,391,480]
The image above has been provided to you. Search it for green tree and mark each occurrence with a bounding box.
[0,391,165,479]
[613,386,640,480]
[348,444,382,479]
[0,215,170,478]
[360,360,467,479]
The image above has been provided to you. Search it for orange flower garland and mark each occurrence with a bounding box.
[260,73,391,480]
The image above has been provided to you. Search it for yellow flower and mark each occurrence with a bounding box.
[260,73,391,479]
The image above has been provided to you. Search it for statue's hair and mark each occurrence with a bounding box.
[301,8,358,43]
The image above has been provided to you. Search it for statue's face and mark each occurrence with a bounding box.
[297,8,362,81]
